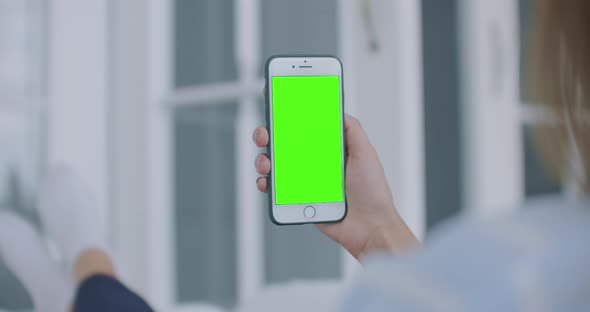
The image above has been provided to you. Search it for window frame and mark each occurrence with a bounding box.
[459,0,525,217]
[45,2,112,289]
[0,0,47,213]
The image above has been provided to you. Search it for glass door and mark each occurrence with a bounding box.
[166,0,343,309]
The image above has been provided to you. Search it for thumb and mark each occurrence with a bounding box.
[344,114,372,159]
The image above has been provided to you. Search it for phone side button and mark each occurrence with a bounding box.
[303,206,316,219]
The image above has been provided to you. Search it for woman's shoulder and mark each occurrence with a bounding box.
[343,198,590,312]
[427,196,590,252]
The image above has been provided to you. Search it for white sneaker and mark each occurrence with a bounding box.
[37,166,107,275]
[0,211,72,312]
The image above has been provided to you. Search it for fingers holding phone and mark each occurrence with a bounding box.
[253,127,270,192]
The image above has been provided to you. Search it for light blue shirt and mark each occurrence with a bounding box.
[342,198,590,312]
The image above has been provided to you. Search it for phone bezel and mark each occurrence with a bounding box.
[265,55,347,225]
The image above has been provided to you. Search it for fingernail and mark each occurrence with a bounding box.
[253,129,260,142]
[255,155,261,168]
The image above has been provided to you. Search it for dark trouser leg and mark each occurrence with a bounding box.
[74,275,154,312]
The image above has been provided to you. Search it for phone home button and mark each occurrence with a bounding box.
[303,206,316,219]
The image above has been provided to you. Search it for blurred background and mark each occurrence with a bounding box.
[0,0,566,311]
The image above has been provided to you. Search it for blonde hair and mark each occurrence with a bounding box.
[529,0,590,193]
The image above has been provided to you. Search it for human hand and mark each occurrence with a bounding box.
[253,115,419,260]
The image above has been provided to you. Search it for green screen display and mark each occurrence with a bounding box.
[271,75,344,205]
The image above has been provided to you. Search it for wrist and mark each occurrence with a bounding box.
[359,220,419,260]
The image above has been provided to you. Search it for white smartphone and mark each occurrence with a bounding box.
[264,55,347,225]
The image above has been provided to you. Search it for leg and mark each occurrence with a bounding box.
[38,166,154,311]
[74,248,115,283]
[72,249,153,312]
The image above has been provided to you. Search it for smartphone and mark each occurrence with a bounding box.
[264,55,347,225]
